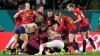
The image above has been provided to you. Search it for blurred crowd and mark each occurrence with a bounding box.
[0,0,100,10]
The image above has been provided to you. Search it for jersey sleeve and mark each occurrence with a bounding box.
[56,17,64,33]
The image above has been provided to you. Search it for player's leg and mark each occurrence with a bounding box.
[19,34,28,54]
[35,41,56,55]
[10,27,20,54]
[74,34,79,51]
[18,26,28,54]
[69,34,79,54]
[86,30,97,54]
[46,40,64,55]
[35,40,64,55]
[35,43,47,55]
[10,34,19,54]
[80,25,90,54]
[3,36,15,55]
[69,29,80,54]
[6,35,15,49]
[80,31,87,54]
[86,30,96,50]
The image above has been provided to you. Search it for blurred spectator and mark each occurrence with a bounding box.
[0,0,4,9]
[73,0,88,10]
[4,0,19,10]
[63,0,72,9]
[54,0,63,10]
[89,0,100,10]
[0,0,99,10]
[45,0,54,10]
[36,0,46,8]
[17,0,26,5]
[87,0,92,10]
[97,18,100,32]
[28,0,36,9]
[0,24,3,32]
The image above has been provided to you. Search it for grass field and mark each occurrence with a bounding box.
[0,51,100,56]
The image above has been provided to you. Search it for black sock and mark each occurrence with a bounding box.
[88,38,96,50]
[75,42,79,51]
[83,40,86,52]
[64,46,69,52]
[6,47,11,50]
[20,49,24,53]
[10,49,15,53]
[70,42,77,50]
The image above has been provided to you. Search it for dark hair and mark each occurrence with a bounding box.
[67,3,75,8]
[36,5,43,10]
[19,4,25,10]
[55,12,63,16]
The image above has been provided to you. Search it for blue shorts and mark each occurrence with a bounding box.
[80,24,89,32]
[69,29,77,34]
[14,26,25,34]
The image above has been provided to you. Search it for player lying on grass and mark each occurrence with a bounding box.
[35,27,65,55]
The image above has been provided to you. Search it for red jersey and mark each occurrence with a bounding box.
[22,9,34,24]
[45,15,56,28]
[14,12,23,30]
[57,16,76,32]
[73,8,89,28]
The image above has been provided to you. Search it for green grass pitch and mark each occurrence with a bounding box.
[0,50,100,56]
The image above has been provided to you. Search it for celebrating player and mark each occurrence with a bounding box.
[22,2,34,24]
[56,12,80,54]
[67,3,96,54]
[10,4,29,55]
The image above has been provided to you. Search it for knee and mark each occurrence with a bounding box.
[24,40,28,43]
[42,43,47,48]
[69,39,73,43]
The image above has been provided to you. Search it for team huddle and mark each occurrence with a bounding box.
[3,3,97,55]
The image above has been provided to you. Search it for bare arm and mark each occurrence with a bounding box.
[33,11,42,18]
[14,10,22,19]
[73,15,82,24]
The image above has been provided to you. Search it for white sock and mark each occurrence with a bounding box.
[39,44,44,54]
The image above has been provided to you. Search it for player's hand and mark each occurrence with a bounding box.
[73,21,77,24]
[72,22,75,24]
[19,10,23,13]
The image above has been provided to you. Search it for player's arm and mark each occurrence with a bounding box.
[53,23,58,31]
[56,18,64,33]
[73,15,82,24]
[14,10,22,19]
[55,16,61,24]
[68,16,73,24]
[33,11,42,18]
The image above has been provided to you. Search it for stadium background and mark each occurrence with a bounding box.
[0,10,100,51]
[0,0,100,54]
[0,10,100,32]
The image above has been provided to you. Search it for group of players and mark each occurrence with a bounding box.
[3,2,97,55]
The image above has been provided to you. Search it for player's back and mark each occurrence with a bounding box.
[73,8,89,27]
[61,16,76,32]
